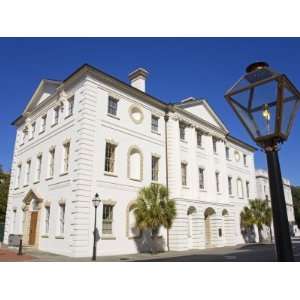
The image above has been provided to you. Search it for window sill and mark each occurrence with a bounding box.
[14,187,19,190]
[65,114,73,120]
[182,185,190,190]
[107,113,120,120]
[104,172,118,177]
[55,235,64,239]
[29,137,34,141]
[199,188,207,192]
[45,176,53,181]
[151,180,159,184]
[217,192,222,195]
[23,184,29,188]
[213,152,218,156]
[51,123,58,128]
[59,172,69,177]
[229,195,234,198]
[39,130,45,135]
[129,177,142,182]
[197,146,204,150]
[41,234,49,238]
[101,235,116,240]
[33,180,40,184]
[180,139,187,143]
[151,130,161,136]
[20,143,24,146]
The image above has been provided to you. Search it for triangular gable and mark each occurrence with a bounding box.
[23,189,43,205]
[23,79,61,114]
[176,98,229,132]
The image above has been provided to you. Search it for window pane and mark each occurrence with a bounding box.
[152,156,159,181]
[108,96,118,116]
[102,205,113,234]
[151,116,159,132]
[105,143,116,173]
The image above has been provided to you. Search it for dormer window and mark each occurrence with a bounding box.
[179,122,186,141]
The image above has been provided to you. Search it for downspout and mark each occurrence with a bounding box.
[164,108,170,251]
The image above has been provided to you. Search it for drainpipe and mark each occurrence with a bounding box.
[164,107,170,251]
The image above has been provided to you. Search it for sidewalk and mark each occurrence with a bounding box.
[0,246,34,262]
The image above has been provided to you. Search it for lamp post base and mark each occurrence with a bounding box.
[266,148,294,262]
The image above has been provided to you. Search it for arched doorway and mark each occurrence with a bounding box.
[187,206,196,249]
[204,207,216,248]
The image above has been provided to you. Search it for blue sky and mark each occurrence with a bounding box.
[0,38,299,185]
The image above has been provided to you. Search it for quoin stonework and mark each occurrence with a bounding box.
[3,64,296,257]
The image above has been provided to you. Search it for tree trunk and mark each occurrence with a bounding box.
[167,228,170,251]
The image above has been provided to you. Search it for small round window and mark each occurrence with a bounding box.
[129,105,144,124]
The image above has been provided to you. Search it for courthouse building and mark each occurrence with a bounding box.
[4,64,274,257]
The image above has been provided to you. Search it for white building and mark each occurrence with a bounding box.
[4,64,258,257]
[256,169,295,225]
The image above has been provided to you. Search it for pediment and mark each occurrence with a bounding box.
[176,98,228,132]
[23,79,61,114]
[23,189,43,205]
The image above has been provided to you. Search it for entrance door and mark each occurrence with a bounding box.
[29,212,38,245]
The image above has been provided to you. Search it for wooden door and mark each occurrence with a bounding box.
[29,212,38,245]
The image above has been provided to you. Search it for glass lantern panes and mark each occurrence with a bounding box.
[225,64,300,146]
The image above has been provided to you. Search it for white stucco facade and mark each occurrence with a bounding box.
[255,169,295,224]
[4,64,259,257]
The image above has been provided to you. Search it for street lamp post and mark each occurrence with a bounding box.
[92,193,101,261]
[225,62,300,261]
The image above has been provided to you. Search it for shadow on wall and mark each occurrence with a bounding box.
[133,229,166,254]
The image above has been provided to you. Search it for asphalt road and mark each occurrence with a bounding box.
[134,238,300,262]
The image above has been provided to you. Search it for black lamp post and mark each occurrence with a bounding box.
[92,193,101,261]
[225,62,300,262]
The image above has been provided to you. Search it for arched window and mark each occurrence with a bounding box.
[128,147,143,181]
[237,178,244,198]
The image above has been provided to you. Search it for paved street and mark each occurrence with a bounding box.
[1,238,300,262]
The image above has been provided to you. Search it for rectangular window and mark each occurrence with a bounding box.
[63,142,70,173]
[104,143,116,173]
[36,154,42,182]
[102,204,113,235]
[181,163,187,186]
[196,130,202,147]
[21,128,27,144]
[24,160,31,186]
[243,154,247,167]
[212,137,217,154]
[45,206,50,234]
[40,115,47,133]
[107,96,118,116]
[53,107,59,125]
[199,168,205,190]
[225,147,230,160]
[151,156,159,181]
[67,96,74,117]
[30,122,36,139]
[216,172,220,193]
[59,204,65,235]
[15,164,22,188]
[246,181,250,198]
[151,115,159,132]
[48,148,55,177]
[179,122,186,141]
[228,176,232,195]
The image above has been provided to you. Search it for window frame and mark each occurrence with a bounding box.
[66,96,74,118]
[107,96,119,116]
[151,155,159,182]
[179,122,186,141]
[35,154,42,182]
[48,147,55,178]
[102,204,114,235]
[59,203,66,236]
[181,162,188,186]
[215,171,220,193]
[198,167,205,190]
[45,206,50,234]
[228,176,233,195]
[212,137,218,154]
[62,141,70,174]
[53,106,60,126]
[24,159,31,186]
[196,129,203,147]
[40,114,47,133]
[104,142,117,174]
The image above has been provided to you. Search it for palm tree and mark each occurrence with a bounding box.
[240,206,254,231]
[249,199,269,243]
[133,184,176,253]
